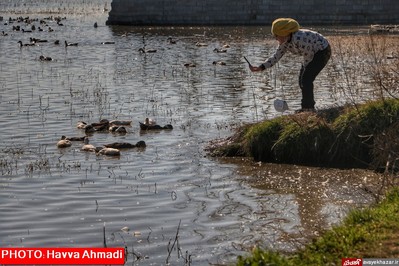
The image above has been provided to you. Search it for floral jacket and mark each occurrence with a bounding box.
[261,29,329,68]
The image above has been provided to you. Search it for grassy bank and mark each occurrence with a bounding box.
[207,98,399,171]
[211,34,399,265]
[237,188,399,265]
[205,99,399,264]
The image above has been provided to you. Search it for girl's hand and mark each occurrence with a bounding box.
[249,65,264,72]
[244,57,265,72]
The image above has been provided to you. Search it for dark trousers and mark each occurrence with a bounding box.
[299,45,331,109]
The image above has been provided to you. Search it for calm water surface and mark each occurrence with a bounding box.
[0,1,390,265]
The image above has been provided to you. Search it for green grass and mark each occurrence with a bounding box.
[244,117,285,162]
[208,99,399,169]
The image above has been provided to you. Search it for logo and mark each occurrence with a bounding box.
[342,258,362,266]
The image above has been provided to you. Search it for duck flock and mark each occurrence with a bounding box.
[1,15,116,61]
[1,15,231,156]
[56,118,173,157]
[0,15,179,156]
[5,15,73,53]
[1,14,231,66]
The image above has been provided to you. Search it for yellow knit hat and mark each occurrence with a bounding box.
[271,18,300,37]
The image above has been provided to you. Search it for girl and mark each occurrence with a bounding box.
[249,18,331,112]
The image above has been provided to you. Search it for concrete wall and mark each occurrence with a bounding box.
[106,0,399,26]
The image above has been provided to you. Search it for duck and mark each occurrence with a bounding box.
[109,120,132,126]
[108,125,118,131]
[101,41,115,45]
[76,121,88,129]
[115,127,127,133]
[91,119,110,127]
[76,119,108,132]
[213,47,227,53]
[212,61,226,66]
[64,136,86,141]
[84,125,96,134]
[143,117,156,125]
[94,22,98,28]
[65,40,78,47]
[97,147,121,156]
[84,124,107,134]
[79,120,110,133]
[18,40,35,47]
[92,122,110,132]
[195,42,208,47]
[109,126,127,134]
[104,141,146,149]
[139,122,173,130]
[138,47,157,53]
[81,137,101,152]
[167,37,177,44]
[39,55,52,61]
[57,136,72,148]
[30,37,48,43]
[184,63,196,68]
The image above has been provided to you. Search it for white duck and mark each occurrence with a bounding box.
[76,121,88,129]
[97,147,121,156]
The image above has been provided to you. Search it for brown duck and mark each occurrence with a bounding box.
[104,141,146,149]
